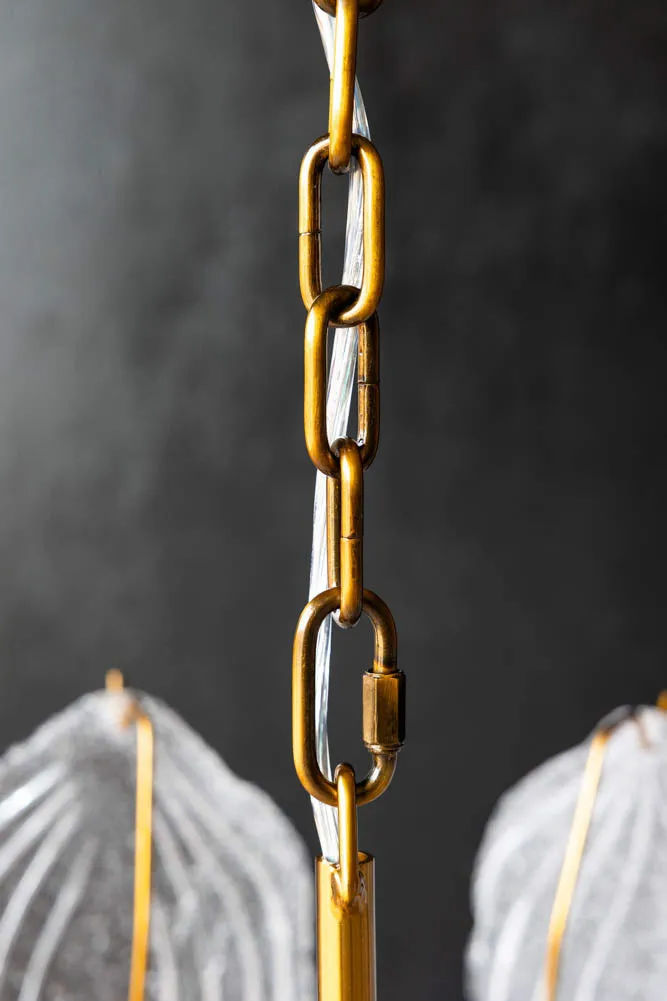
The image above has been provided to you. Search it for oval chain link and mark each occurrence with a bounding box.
[299,134,385,328]
[304,286,379,476]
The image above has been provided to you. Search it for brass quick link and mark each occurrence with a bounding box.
[328,0,358,173]
[299,135,385,327]
[305,286,380,477]
[314,0,383,16]
[293,587,403,807]
[327,438,364,628]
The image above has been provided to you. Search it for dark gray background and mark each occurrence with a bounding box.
[0,0,665,997]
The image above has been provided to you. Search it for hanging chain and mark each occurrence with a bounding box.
[294,2,405,997]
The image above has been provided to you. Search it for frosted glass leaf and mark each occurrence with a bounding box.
[467,707,667,1001]
[0,689,314,1001]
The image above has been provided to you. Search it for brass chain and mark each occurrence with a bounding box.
[293,2,404,996]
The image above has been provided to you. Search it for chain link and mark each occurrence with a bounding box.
[328,0,359,173]
[299,134,385,327]
[304,288,379,476]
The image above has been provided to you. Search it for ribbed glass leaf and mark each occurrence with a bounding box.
[0,689,313,1001]
[467,707,667,1001]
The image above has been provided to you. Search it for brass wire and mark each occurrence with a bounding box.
[544,709,648,1000]
[544,729,609,1001]
[105,671,154,1001]
[128,712,154,1001]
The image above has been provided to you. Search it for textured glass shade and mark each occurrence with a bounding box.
[467,706,667,1001]
[0,689,313,1001]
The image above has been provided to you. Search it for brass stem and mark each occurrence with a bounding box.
[317,853,376,1001]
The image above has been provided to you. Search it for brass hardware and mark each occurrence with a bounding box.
[305,287,379,476]
[327,473,341,593]
[362,670,405,753]
[317,852,376,1001]
[357,309,380,467]
[293,587,400,807]
[299,135,385,326]
[314,0,382,16]
[332,438,364,627]
[297,3,395,997]
[334,763,361,906]
[304,285,355,477]
[328,0,359,174]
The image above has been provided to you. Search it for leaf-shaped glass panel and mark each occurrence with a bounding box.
[0,688,313,1001]
[467,707,667,1001]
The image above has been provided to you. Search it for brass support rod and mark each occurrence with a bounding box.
[128,712,154,1001]
[544,709,644,1001]
[105,671,154,1001]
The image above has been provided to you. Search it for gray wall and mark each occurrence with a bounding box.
[0,0,665,997]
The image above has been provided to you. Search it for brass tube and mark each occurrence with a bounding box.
[317,853,376,1001]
